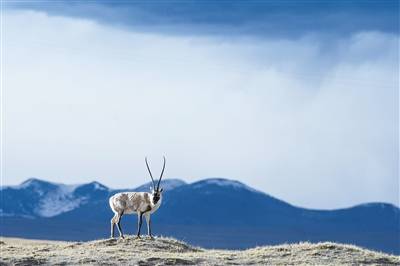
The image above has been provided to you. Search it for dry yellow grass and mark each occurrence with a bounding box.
[1,236,399,265]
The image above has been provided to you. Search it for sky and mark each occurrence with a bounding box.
[1,1,399,209]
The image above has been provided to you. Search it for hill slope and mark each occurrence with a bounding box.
[1,236,399,265]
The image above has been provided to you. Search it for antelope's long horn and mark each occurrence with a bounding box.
[156,156,166,190]
[145,157,156,190]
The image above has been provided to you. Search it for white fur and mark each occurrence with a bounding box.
[109,190,163,238]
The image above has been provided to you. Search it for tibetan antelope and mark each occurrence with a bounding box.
[109,156,166,239]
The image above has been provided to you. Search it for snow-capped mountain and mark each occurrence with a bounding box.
[129,178,186,192]
[0,178,185,218]
[1,177,399,254]
[0,178,109,218]
[191,178,262,193]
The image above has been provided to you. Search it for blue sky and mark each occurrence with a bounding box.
[2,1,399,209]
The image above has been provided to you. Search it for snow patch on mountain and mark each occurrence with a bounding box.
[37,194,85,217]
[133,179,186,192]
[4,178,52,196]
[1,178,90,218]
[92,181,108,191]
[35,184,84,217]
[160,179,187,190]
[19,178,42,189]
[192,178,260,193]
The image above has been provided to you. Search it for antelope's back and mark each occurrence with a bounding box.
[109,191,149,214]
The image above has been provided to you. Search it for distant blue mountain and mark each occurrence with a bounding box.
[1,178,399,254]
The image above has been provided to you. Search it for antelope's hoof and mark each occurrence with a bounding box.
[148,236,155,240]
[119,236,125,239]
[135,235,141,239]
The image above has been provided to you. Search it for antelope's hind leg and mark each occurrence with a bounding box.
[136,212,143,239]
[116,212,125,239]
[110,213,118,238]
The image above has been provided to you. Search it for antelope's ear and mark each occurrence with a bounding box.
[160,188,164,193]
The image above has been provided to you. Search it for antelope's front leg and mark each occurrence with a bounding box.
[136,212,143,238]
[145,213,153,239]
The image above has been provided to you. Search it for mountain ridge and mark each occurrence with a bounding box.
[1,177,399,254]
[3,177,398,211]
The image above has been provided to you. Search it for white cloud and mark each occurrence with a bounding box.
[3,10,399,209]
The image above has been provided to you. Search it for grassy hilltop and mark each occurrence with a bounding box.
[1,236,399,265]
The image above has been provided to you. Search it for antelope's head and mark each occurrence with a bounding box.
[145,156,166,204]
